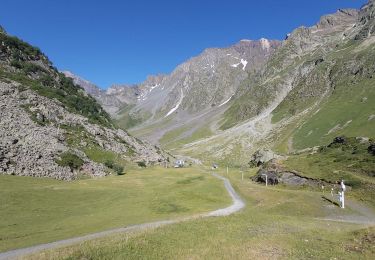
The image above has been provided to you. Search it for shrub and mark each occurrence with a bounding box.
[104,159,125,175]
[10,60,23,69]
[113,164,125,175]
[39,75,54,86]
[137,161,147,168]
[56,152,84,170]
[104,160,114,169]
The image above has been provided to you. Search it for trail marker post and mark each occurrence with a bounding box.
[340,180,346,209]
[261,173,268,186]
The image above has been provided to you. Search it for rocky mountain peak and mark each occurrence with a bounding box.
[356,0,375,40]
[62,71,102,96]
[316,8,359,30]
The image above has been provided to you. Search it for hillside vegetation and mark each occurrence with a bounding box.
[0,28,168,180]
[282,137,375,205]
[0,29,111,127]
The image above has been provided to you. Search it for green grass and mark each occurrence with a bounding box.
[292,78,375,149]
[159,123,213,150]
[0,167,230,252]
[271,41,375,151]
[282,138,375,206]
[159,125,191,146]
[115,105,152,130]
[83,146,120,164]
[30,168,375,259]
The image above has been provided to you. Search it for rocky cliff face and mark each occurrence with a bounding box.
[0,29,169,180]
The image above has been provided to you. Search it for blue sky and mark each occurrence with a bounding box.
[0,0,366,88]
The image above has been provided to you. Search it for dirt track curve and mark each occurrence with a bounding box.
[0,173,245,260]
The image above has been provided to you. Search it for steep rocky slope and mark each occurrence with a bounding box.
[62,71,139,115]
[68,39,281,144]
[69,1,375,166]
[0,29,168,180]
[178,2,375,164]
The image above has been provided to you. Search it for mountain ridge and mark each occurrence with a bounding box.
[66,1,374,166]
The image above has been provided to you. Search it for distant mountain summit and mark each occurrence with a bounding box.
[68,39,281,139]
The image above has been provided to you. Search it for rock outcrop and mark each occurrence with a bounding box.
[249,149,280,167]
[0,80,168,180]
[0,29,169,180]
[252,160,324,187]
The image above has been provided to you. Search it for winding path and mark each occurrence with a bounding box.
[0,173,245,260]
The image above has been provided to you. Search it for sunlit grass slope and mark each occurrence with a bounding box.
[0,167,230,252]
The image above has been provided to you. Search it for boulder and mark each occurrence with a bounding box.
[368,144,375,155]
[279,172,309,186]
[329,136,346,147]
[254,169,279,185]
[249,149,279,167]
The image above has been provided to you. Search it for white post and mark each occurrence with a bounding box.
[261,174,268,186]
[241,172,244,181]
[227,166,228,175]
[340,180,346,209]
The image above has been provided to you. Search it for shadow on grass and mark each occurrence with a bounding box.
[322,196,340,207]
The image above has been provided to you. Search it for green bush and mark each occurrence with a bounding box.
[113,164,125,175]
[104,160,125,175]
[0,33,42,58]
[104,160,114,169]
[137,161,147,168]
[10,60,23,69]
[56,152,84,170]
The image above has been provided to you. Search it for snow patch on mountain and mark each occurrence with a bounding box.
[240,59,248,70]
[165,89,184,117]
[260,38,270,50]
[231,59,248,70]
[218,95,233,107]
[149,83,160,92]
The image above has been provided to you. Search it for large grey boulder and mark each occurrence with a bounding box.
[255,169,279,185]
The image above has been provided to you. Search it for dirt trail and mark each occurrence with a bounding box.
[0,173,245,260]
[318,199,375,225]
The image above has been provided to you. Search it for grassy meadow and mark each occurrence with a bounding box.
[0,167,230,252]
[29,168,375,259]
[283,137,375,208]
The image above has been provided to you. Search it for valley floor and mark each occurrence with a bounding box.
[15,168,375,259]
[0,167,230,253]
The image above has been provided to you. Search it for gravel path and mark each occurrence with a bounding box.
[317,199,375,225]
[0,173,245,260]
